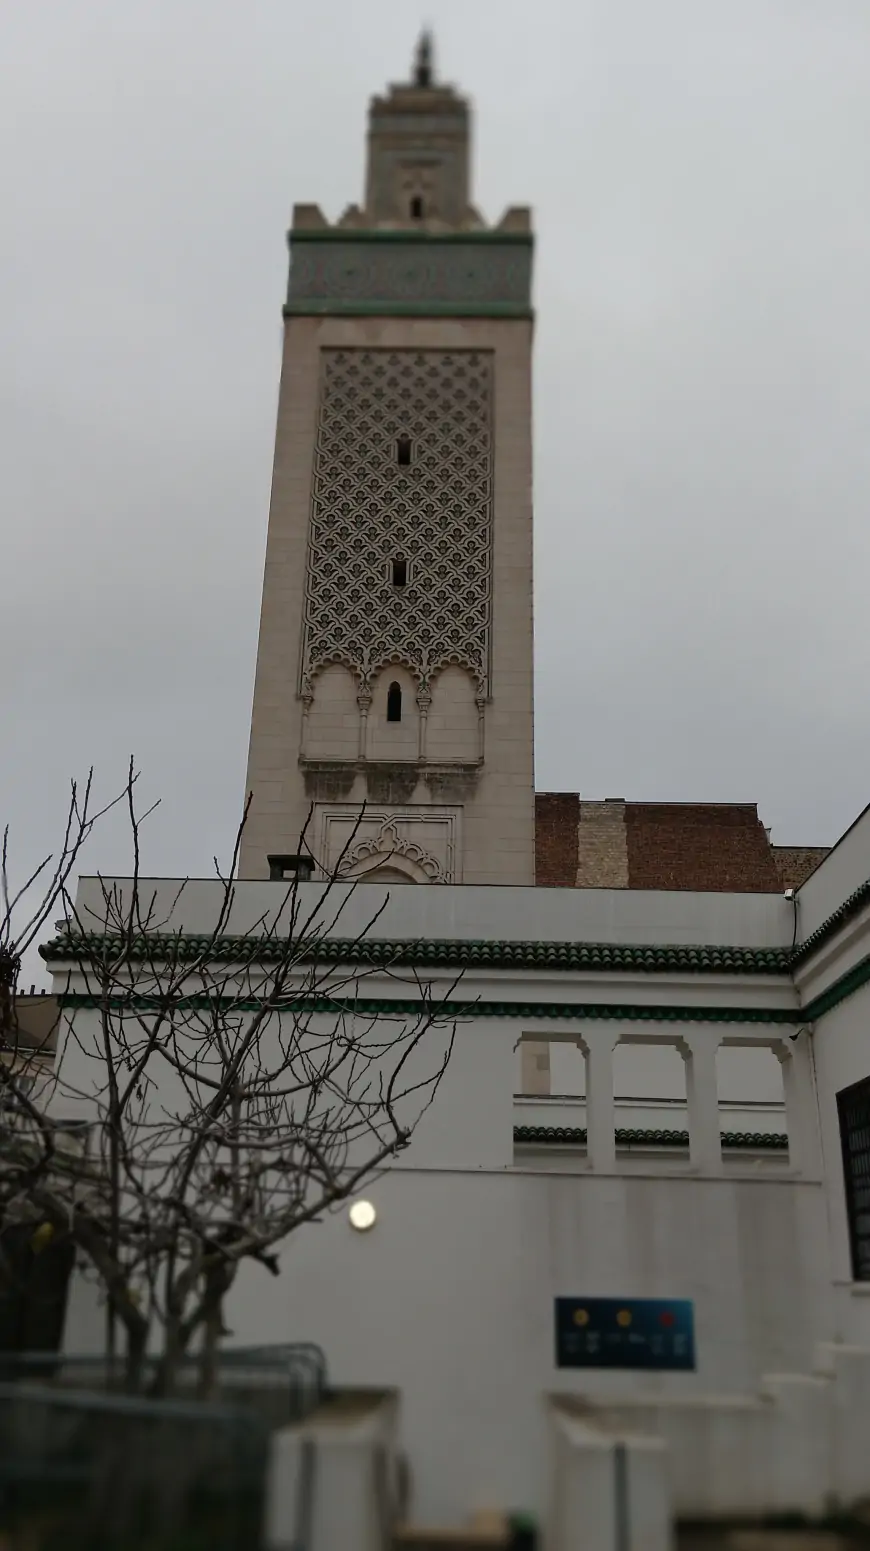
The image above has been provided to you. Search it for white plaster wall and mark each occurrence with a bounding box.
[50,949,834,1528]
[809,978,870,1344]
[225,1166,830,1528]
[797,801,870,937]
[69,878,793,950]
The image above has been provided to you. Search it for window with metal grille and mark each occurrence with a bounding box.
[838,1075,870,1281]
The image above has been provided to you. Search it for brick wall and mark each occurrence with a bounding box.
[624,803,781,892]
[576,799,629,887]
[535,794,792,893]
[773,846,830,891]
[534,793,579,886]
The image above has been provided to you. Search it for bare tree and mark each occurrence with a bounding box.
[0,763,459,1395]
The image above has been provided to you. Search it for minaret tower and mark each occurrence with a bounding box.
[241,38,535,884]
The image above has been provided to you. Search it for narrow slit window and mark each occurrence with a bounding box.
[410,196,424,220]
[386,682,402,723]
[396,435,412,466]
[391,558,407,588]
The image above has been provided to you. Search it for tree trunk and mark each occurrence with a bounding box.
[149,1315,188,1399]
[123,1321,148,1395]
[196,1297,223,1400]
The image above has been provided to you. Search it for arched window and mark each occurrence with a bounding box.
[396,434,412,466]
[386,682,402,723]
[410,195,424,220]
[391,557,407,588]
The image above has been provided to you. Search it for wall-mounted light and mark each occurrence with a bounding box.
[348,1199,377,1232]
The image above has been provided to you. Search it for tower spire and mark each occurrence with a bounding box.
[413,29,434,87]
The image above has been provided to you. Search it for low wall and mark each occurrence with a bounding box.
[223,1166,832,1527]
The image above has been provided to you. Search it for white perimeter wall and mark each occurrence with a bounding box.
[70,877,794,949]
[810,978,870,1347]
[218,1014,831,1528]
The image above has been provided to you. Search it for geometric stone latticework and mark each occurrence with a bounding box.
[301,348,492,698]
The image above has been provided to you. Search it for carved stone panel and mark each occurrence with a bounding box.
[287,237,533,314]
[316,805,460,883]
[301,348,493,702]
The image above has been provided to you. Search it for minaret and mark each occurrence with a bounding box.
[240,40,535,884]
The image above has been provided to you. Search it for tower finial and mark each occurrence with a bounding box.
[413,29,434,88]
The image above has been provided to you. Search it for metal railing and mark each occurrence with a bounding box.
[0,1342,329,1548]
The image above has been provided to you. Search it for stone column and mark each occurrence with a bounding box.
[416,684,431,762]
[578,1030,617,1172]
[357,686,371,761]
[777,1032,821,1177]
[299,685,313,760]
[678,1030,723,1175]
[476,693,486,762]
[520,1041,550,1096]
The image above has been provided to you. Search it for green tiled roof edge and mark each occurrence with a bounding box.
[513,1125,788,1150]
[41,933,792,974]
[54,993,798,1024]
[792,875,870,964]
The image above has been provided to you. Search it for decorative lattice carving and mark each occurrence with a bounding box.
[301,348,492,696]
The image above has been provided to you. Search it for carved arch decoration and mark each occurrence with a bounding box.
[338,819,448,884]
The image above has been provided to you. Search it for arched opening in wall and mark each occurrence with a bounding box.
[391,557,408,589]
[357,863,416,884]
[716,1042,788,1165]
[612,1038,688,1165]
[396,434,412,466]
[368,667,418,761]
[426,666,478,763]
[409,196,424,220]
[304,664,358,760]
[516,1038,553,1098]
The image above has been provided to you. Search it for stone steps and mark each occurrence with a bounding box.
[677,1529,863,1550]
[393,1510,512,1549]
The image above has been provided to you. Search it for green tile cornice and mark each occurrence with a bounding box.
[41,933,791,975]
[285,230,533,316]
[792,875,870,965]
[54,993,797,1025]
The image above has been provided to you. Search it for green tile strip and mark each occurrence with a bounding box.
[41,933,792,975]
[54,993,797,1024]
[41,887,870,1027]
[792,875,870,965]
[513,1125,788,1151]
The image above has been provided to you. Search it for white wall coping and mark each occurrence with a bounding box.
[68,876,794,948]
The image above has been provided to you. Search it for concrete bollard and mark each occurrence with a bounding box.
[264,1390,398,1551]
[549,1405,673,1551]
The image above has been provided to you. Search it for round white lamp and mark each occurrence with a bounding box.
[348,1199,377,1232]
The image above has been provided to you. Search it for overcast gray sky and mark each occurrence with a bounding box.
[2,0,870,899]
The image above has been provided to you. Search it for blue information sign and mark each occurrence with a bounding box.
[555,1297,696,1371]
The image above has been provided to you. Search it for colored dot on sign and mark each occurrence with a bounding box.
[617,1309,632,1328]
[659,1311,675,1328]
[573,1309,590,1327]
